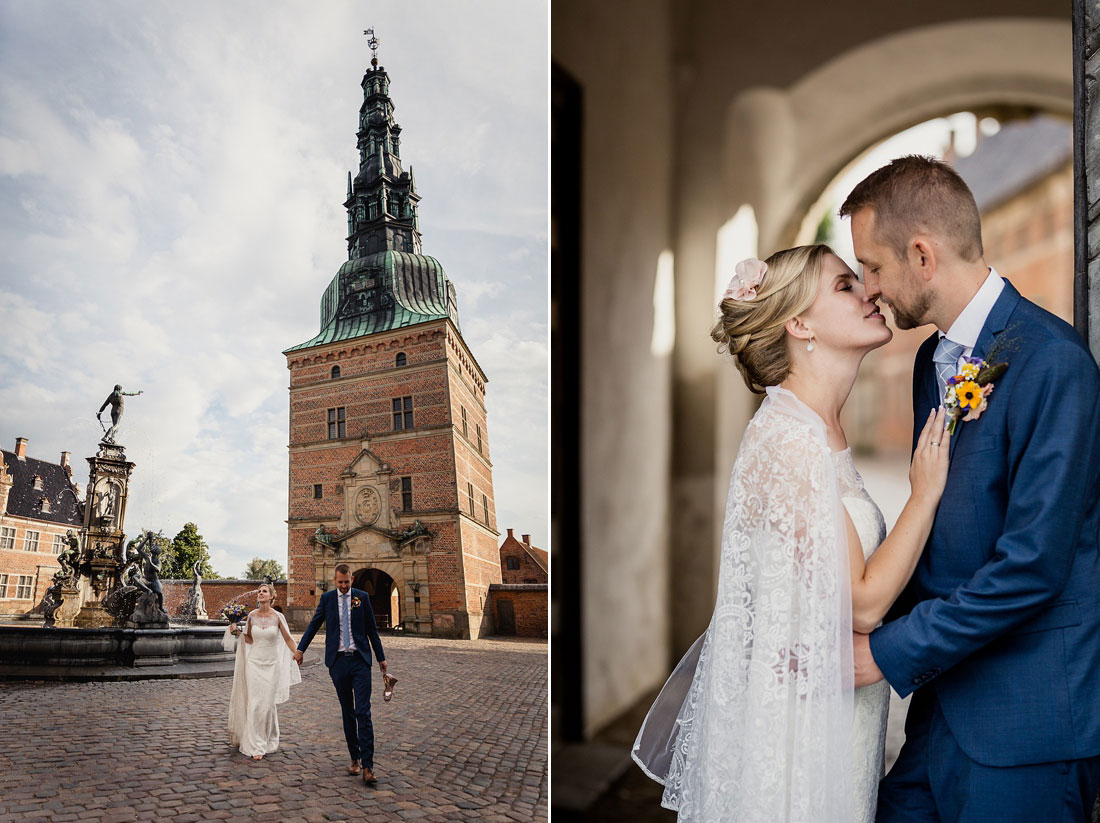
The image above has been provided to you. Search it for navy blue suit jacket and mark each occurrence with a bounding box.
[297,588,386,669]
[869,280,1100,767]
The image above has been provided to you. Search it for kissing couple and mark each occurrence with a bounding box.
[633,156,1100,821]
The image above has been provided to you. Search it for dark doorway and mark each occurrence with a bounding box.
[497,598,516,636]
[353,568,396,630]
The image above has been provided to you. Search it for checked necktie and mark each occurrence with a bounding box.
[341,592,351,650]
[933,337,965,401]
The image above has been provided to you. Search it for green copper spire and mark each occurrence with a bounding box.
[284,36,459,355]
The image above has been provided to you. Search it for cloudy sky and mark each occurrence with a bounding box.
[0,1,548,578]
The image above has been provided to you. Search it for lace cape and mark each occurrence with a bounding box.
[224,610,302,746]
[632,386,855,821]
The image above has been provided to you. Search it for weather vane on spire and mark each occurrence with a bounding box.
[364,27,381,67]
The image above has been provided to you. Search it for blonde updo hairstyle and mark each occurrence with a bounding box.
[711,244,834,393]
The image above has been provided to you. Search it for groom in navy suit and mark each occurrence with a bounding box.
[842,156,1100,821]
[295,564,387,784]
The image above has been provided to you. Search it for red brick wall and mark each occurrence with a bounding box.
[489,585,547,638]
[160,580,288,619]
[285,318,498,638]
[0,515,69,615]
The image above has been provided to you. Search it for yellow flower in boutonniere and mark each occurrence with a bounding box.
[943,357,1009,434]
[351,596,362,609]
[954,380,984,411]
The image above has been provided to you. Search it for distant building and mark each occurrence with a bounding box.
[499,528,548,584]
[0,437,83,616]
[488,528,547,638]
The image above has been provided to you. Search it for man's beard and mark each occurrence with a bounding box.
[888,288,933,330]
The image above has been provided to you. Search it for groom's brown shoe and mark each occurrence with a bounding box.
[346,760,362,775]
[362,767,377,785]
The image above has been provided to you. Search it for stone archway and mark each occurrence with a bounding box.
[353,567,398,630]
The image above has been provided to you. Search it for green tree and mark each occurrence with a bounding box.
[162,522,220,580]
[243,557,285,581]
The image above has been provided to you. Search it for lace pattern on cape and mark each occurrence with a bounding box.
[632,386,855,822]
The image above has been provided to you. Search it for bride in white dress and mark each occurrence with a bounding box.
[633,246,950,821]
[224,583,302,760]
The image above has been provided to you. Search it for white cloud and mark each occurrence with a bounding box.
[0,1,548,576]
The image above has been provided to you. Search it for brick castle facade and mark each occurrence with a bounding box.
[283,50,500,638]
[0,438,82,617]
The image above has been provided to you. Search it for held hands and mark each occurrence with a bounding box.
[853,632,884,687]
[292,649,303,666]
[909,406,951,506]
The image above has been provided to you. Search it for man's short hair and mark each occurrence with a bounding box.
[334,563,351,576]
[838,155,983,262]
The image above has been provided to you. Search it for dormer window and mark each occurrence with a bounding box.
[395,352,407,367]
[331,365,341,379]
[32,476,43,490]
[40,498,51,514]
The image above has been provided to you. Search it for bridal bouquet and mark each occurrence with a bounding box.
[221,602,249,631]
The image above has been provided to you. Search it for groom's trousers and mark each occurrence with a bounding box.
[330,652,375,770]
[877,689,1100,822]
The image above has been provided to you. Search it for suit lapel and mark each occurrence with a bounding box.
[948,280,1021,459]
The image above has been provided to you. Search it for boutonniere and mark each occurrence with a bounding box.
[944,357,1008,434]
[351,596,362,609]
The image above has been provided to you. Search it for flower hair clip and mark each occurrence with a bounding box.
[723,258,767,302]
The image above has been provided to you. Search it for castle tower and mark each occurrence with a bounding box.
[283,44,500,639]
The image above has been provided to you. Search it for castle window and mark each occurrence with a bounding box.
[468,483,475,516]
[40,498,51,513]
[476,424,483,454]
[52,534,64,554]
[15,575,32,599]
[392,396,413,430]
[401,477,413,511]
[461,407,468,438]
[23,531,40,552]
[0,527,14,549]
[327,407,346,439]
[506,557,520,571]
[32,475,43,490]
[313,484,323,499]
[482,493,489,523]
[331,365,341,379]
[0,574,7,597]
[395,352,407,367]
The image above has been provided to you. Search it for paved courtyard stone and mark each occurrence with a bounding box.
[0,634,547,822]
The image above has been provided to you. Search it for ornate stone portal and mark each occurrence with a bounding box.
[307,445,435,634]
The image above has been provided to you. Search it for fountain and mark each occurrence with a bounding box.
[0,387,237,679]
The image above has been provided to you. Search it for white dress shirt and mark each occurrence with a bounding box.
[939,267,1005,370]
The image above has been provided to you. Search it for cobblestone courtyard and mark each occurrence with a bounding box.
[0,635,547,822]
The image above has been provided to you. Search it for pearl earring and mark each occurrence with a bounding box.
[806,335,815,353]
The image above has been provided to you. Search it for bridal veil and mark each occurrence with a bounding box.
[632,386,855,822]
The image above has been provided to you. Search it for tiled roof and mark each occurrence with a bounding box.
[953,115,1072,213]
[1,450,82,527]
[284,250,461,353]
[526,544,548,573]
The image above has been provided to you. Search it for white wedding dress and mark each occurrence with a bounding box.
[224,611,301,757]
[836,446,891,823]
[633,386,891,821]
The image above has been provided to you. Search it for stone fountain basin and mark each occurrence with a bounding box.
[0,623,237,679]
